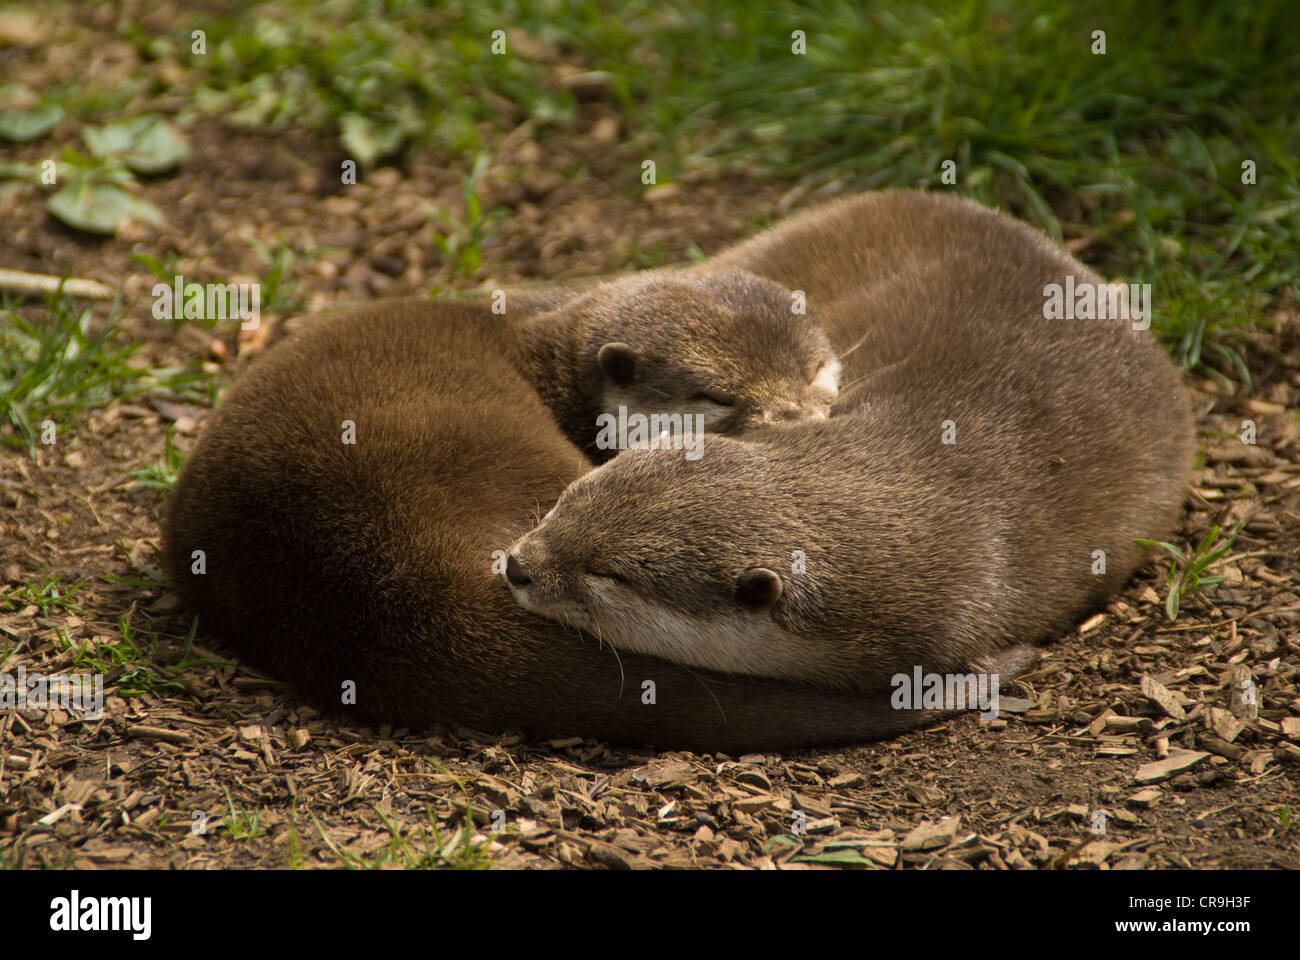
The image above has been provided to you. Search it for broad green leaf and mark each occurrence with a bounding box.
[0,160,40,180]
[83,115,190,174]
[0,103,63,142]
[48,181,164,235]
[339,113,404,168]
[57,146,136,184]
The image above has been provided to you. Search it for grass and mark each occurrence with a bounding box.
[541,0,1297,371]
[312,803,491,870]
[102,538,171,592]
[125,0,572,162]
[222,786,267,840]
[0,576,83,617]
[0,292,214,456]
[128,425,186,493]
[6,2,1290,373]
[309,761,492,869]
[59,612,202,698]
[95,0,1296,381]
[1136,523,1242,621]
[429,152,507,281]
[247,238,312,318]
[132,239,312,327]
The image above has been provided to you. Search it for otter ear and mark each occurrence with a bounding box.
[598,342,637,385]
[735,567,783,610]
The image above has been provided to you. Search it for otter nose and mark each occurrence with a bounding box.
[505,553,532,587]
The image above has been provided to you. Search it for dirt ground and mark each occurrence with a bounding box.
[2,24,1298,871]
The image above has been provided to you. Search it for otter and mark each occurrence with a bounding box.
[506,191,1194,686]
[703,190,1163,409]
[164,298,1018,751]
[500,268,840,461]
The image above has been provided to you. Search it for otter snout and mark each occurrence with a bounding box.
[504,552,533,587]
[503,532,591,628]
[503,532,552,599]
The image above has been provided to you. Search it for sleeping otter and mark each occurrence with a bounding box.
[502,268,840,460]
[506,191,1194,686]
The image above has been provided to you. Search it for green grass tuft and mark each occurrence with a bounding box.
[430,152,507,280]
[0,293,213,456]
[221,786,267,841]
[312,803,491,870]
[0,575,83,617]
[128,425,187,493]
[60,613,207,698]
[1136,523,1242,621]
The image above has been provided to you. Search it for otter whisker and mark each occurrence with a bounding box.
[682,666,728,726]
[835,356,911,404]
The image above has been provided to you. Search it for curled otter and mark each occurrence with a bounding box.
[164,298,978,749]
[507,191,1193,686]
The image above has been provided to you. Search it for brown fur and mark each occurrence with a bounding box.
[504,268,839,460]
[164,298,1002,750]
[508,191,1195,686]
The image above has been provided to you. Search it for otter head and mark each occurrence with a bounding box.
[504,437,838,683]
[575,269,840,454]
